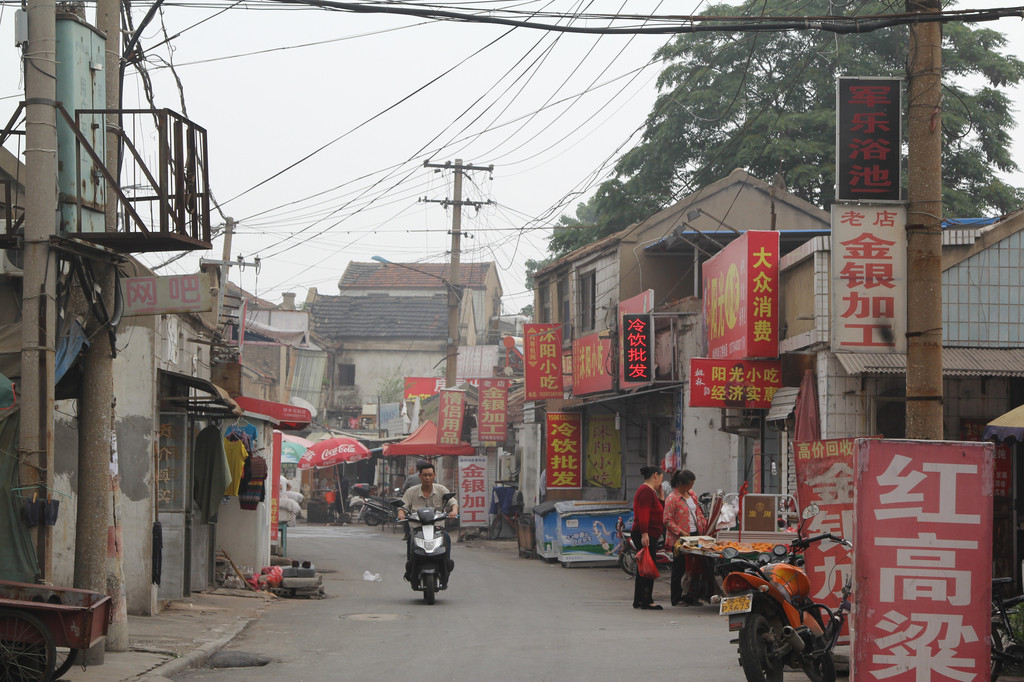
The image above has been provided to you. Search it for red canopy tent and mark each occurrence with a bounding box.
[382,420,475,457]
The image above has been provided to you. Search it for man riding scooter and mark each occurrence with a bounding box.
[397,461,459,587]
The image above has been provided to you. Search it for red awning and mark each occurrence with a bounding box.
[234,396,312,430]
[382,420,475,457]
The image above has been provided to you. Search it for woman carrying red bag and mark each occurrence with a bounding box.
[631,466,665,610]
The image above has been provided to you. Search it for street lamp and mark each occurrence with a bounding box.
[371,255,461,389]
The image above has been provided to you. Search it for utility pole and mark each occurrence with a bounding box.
[21,0,58,583]
[904,0,944,440]
[423,160,494,389]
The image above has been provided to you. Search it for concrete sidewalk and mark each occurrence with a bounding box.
[62,588,275,681]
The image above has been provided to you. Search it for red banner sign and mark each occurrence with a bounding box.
[525,324,564,400]
[702,231,779,360]
[622,314,653,383]
[545,412,582,489]
[571,332,614,396]
[852,439,993,680]
[688,357,782,409]
[477,378,509,443]
[436,389,466,445]
[837,77,902,202]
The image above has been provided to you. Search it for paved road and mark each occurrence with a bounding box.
[172,524,826,682]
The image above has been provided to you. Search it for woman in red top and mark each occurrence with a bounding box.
[631,466,665,610]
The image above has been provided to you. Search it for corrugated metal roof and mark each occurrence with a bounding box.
[836,348,1024,377]
[766,387,800,422]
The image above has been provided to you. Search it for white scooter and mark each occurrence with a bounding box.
[394,493,457,605]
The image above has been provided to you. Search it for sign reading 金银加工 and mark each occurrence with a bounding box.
[831,204,907,352]
[702,231,779,361]
[477,378,509,444]
[851,439,993,680]
[688,357,782,409]
[836,77,902,203]
[123,273,214,316]
[524,324,563,400]
[457,456,488,527]
[545,412,582,489]
[436,389,466,445]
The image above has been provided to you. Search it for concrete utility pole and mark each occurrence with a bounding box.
[21,0,58,582]
[423,160,494,390]
[904,0,944,440]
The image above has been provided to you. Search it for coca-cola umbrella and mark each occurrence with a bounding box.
[297,436,371,470]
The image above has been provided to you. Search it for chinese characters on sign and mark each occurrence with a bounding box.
[852,439,993,680]
[622,315,653,383]
[702,231,780,360]
[436,389,467,445]
[585,415,621,489]
[458,456,488,527]
[477,378,509,444]
[836,77,902,202]
[688,358,782,409]
[524,323,564,400]
[572,332,614,396]
[157,414,187,512]
[270,431,282,542]
[545,412,582,489]
[831,204,907,352]
[123,273,214,316]
[618,290,654,388]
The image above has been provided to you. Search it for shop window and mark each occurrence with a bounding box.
[337,363,355,386]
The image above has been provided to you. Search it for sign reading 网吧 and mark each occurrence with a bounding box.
[524,323,563,400]
[123,272,213,316]
[836,77,902,202]
[477,378,509,444]
[545,412,582,489]
[688,357,782,409]
[702,231,779,361]
[436,389,466,445]
[831,204,907,352]
[621,315,653,383]
[851,438,993,680]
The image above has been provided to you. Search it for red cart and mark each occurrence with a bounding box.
[0,579,112,681]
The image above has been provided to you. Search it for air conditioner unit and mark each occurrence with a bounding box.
[0,249,23,276]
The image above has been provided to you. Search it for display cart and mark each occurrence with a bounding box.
[0,579,112,681]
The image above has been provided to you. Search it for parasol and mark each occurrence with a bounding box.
[985,404,1024,443]
[297,436,371,470]
[278,432,313,465]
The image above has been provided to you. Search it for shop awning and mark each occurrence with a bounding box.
[234,395,311,430]
[382,420,475,457]
[985,404,1024,443]
[836,348,1024,378]
[160,370,240,418]
[765,387,799,422]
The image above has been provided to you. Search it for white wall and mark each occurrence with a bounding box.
[214,419,273,574]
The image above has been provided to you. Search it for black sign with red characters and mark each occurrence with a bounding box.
[622,314,653,382]
[836,77,902,202]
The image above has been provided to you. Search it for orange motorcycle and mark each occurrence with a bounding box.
[712,504,853,682]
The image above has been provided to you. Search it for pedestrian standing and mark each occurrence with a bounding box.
[631,466,665,610]
[664,469,708,606]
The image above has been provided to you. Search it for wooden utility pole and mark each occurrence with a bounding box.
[423,160,493,389]
[904,1,944,440]
[21,0,58,582]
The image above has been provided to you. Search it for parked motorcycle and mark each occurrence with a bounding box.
[712,503,852,682]
[615,515,673,578]
[351,483,395,526]
[393,493,457,604]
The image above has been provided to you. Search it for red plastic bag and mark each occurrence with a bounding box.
[636,546,660,579]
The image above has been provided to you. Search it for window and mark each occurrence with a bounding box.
[579,270,596,333]
[538,284,551,323]
[557,277,571,342]
[337,363,355,386]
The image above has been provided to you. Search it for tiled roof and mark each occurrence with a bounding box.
[339,262,491,290]
[309,293,448,339]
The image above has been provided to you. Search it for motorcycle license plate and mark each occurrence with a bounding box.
[719,594,753,615]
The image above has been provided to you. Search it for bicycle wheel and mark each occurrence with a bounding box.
[488,514,503,540]
[0,608,57,682]
[993,621,1007,681]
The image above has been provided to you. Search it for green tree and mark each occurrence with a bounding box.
[555,0,1024,251]
[376,368,405,404]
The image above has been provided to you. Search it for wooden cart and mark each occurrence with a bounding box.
[0,579,112,681]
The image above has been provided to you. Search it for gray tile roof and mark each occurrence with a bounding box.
[309,293,448,340]
[340,262,491,289]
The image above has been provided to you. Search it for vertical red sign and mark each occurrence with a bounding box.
[702,231,779,360]
[436,389,466,445]
[622,314,653,383]
[477,378,509,444]
[837,77,902,202]
[852,439,994,680]
[545,412,582,489]
[270,430,282,542]
[524,323,563,400]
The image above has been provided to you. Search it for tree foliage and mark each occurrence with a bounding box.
[548,0,1024,259]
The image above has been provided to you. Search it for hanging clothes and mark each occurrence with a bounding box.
[223,439,248,496]
[193,424,232,524]
[226,420,258,449]
[238,454,268,510]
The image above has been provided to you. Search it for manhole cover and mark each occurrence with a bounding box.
[345,613,404,622]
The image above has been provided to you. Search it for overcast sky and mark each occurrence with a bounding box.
[2,0,1023,316]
